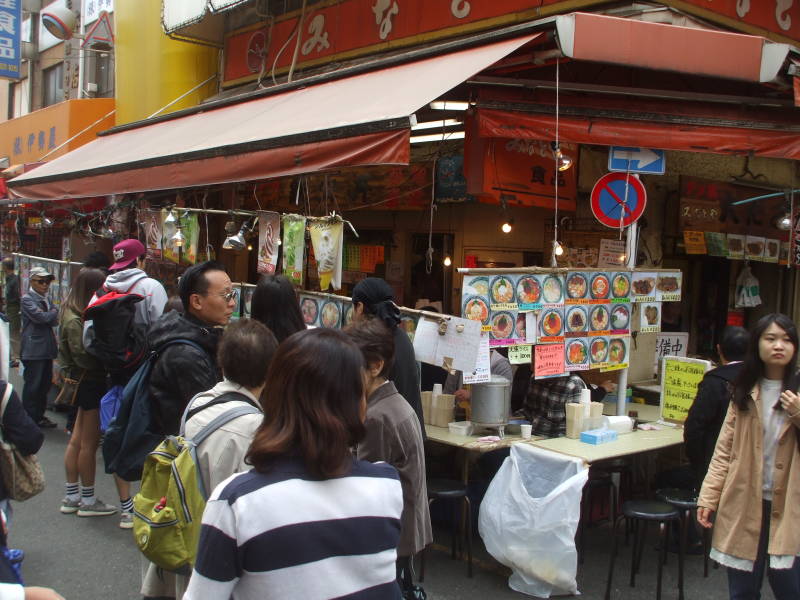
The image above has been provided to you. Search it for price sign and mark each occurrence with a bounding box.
[509,345,532,364]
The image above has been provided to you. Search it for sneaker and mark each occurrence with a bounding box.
[77,499,118,517]
[119,511,133,530]
[60,497,80,514]
[37,417,57,429]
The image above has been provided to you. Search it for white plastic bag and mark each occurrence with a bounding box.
[735,264,761,308]
[479,444,588,598]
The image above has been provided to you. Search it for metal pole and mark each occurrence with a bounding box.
[617,222,639,416]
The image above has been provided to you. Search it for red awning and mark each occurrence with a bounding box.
[473,108,800,160]
[8,32,540,201]
[556,12,791,83]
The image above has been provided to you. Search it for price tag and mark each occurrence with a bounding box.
[509,345,532,364]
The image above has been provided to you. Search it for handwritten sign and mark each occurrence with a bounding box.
[412,315,482,373]
[463,332,490,385]
[683,231,707,254]
[660,356,711,424]
[534,342,565,379]
[598,239,627,268]
[509,344,532,365]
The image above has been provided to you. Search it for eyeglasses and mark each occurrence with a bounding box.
[210,289,238,302]
[31,278,52,285]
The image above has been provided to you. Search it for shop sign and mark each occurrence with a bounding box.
[0,0,22,81]
[222,1,800,86]
[464,137,577,210]
[83,0,114,26]
[683,230,707,254]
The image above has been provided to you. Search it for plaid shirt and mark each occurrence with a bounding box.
[523,374,586,438]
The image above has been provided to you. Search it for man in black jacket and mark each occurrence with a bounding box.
[147,261,236,436]
[684,325,748,489]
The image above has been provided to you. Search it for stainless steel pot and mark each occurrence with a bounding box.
[471,376,511,426]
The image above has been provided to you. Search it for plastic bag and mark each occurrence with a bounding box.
[735,265,761,308]
[479,444,588,598]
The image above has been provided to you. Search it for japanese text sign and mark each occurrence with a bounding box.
[660,356,710,424]
[0,0,21,81]
[534,342,565,379]
[654,332,688,374]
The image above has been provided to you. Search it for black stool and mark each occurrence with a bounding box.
[656,488,712,577]
[605,500,684,600]
[604,458,634,517]
[578,469,616,564]
[420,479,473,580]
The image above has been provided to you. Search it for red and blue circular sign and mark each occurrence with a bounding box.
[590,172,647,228]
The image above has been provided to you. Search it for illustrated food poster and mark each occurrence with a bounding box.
[461,269,682,378]
[257,211,281,275]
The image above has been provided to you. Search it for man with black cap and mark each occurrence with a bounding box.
[21,266,59,428]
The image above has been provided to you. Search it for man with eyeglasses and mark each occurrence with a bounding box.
[20,267,59,428]
[146,261,237,438]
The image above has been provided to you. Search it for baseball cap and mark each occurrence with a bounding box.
[29,267,54,281]
[110,239,146,272]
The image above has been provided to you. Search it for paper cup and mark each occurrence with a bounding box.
[520,424,532,439]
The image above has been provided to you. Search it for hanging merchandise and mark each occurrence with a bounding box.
[145,210,163,260]
[257,211,281,275]
[180,213,200,266]
[281,214,306,285]
[309,217,343,291]
[161,208,180,265]
[735,264,762,308]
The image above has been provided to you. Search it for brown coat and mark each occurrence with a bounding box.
[358,381,432,557]
[698,385,800,561]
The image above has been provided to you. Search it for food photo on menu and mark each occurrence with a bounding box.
[320,300,342,328]
[566,272,589,300]
[656,271,683,300]
[516,275,542,305]
[300,296,320,326]
[607,337,629,365]
[566,338,590,368]
[590,336,610,366]
[515,313,527,340]
[490,275,516,305]
[541,274,565,304]
[590,272,611,300]
[463,295,490,325]
[631,272,656,298]
[610,304,631,331]
[490,311,516,343]
[539,307,564,339]
[589,304,610,332]
[400,315,418,341]
[611,272,631,298]
[565,305,588,334]
[343,303,355,327]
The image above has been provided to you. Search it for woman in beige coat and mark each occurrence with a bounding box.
[698,313,800,599]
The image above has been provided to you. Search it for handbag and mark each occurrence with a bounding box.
[54,371,85,407]
[0,383,45,501]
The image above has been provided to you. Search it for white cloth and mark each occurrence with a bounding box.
[760,378,786,500]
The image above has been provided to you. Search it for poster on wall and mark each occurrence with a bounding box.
[145,210,163,259]
[257,211,281,275]
[309,219,343,291]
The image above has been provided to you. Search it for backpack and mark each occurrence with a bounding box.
[99,385,124,433]
[102,339,204,482]
[133,392,261,574]
[83,275,149,378]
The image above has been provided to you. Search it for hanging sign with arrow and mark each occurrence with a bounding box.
[608,146,666,175]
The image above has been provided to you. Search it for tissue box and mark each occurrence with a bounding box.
[580,428,619,445]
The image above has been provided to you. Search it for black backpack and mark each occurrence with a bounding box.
[102,339,204,482]
[84,275,149,378]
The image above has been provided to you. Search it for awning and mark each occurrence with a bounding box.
[472,107,800,160]
[9,31,541,201]
[556,12,792,83]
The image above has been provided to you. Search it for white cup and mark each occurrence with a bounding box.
[520,424,532,439]
[432,383,443,397]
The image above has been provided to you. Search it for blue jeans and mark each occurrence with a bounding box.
[727,500,800,600]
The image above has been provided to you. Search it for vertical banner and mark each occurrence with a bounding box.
[309,218,343,291]
[0,0,22,81]
[281,214,306,286]
[145,210,163,259]
[257,211,280,275]
[180,213,200,265]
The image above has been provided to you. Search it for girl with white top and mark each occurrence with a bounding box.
[698,313,800,599]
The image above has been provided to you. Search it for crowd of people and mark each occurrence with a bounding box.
[0,237,798,599]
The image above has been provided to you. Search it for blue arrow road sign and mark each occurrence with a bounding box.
[608,146,665,175]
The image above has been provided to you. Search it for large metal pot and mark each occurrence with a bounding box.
[471,375,511,427]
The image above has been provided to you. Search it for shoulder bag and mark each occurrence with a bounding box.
[0,383,45,501]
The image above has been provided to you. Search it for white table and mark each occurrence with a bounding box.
[531,426,684,464]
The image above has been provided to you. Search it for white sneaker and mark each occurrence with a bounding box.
[119,511,133,529]
[77,499,118,517]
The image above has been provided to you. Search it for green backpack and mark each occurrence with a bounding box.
[132,392,261,574]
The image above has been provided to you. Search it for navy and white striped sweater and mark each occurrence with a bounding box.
[184,456,403,600]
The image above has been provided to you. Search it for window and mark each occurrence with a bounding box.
[9,80,29,119]
[87,52,114,98]
[42,63,64,107]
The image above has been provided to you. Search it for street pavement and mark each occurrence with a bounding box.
[6,369,778,599]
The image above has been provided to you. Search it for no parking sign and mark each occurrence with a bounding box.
[590,173,647,229]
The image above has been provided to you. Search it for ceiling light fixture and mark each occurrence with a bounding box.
[443,255,452,267]
[551,142,574,171]
[501,218,514,234]
[164,208,177,224]
[172,227,186,248]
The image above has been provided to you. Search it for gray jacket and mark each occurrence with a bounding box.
[20,290,58,360]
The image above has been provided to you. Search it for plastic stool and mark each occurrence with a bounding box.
[605,500,684,600]
[656,488,712,577]
[420,479,473,580]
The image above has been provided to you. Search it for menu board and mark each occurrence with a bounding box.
[660,356,711,424]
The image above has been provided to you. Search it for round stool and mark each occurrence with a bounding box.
[604,500,684,600]
[420,479,473,580]
[657,488,712,577]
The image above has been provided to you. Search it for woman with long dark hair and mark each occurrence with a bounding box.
[352,277,424,434]
[249,274,306,342]
[184,329,403,600]
[58,268,118,518]
[698,313,800,599]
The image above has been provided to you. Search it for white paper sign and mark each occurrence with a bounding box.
[654,332,689,374]
[463,332,491,384]
[525,311,538,344]
[598,239,627,268]
[412,315,482,373]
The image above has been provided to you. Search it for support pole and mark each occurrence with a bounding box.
[617,222,639,416]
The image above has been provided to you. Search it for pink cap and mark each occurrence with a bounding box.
[110,239,146,271]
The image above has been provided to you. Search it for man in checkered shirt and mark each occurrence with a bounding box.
[522,373,587,438]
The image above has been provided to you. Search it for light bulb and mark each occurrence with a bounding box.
[777,214,792,231]
[164,209,177,224]
[172,228,185,248]
[443,255,452,267]
[41,215,53,227]
[553,240,564,256]
[247,244,253,251]
[501,221,512,234]
[557,151,573,172]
